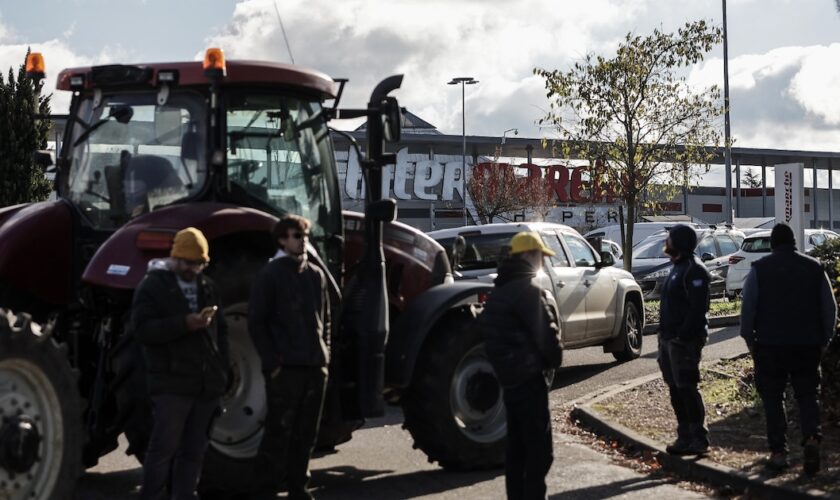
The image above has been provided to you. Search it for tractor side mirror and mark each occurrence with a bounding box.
[381,97,402,143]
[366,198,397,223]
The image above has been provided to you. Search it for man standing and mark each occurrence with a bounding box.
[249,215,330,499]
[740,223,837,474]
[658,224,711,456]
[132,227,230,500]
[478,232,562,500]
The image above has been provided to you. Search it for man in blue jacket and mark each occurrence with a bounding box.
[658,224,711,456]
[740,223,837,474]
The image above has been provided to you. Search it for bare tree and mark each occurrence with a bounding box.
[520,169,556,221]
[467,162,525,223]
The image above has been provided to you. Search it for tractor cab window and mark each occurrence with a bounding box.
[225,92,341,256]
[66,92,207,229]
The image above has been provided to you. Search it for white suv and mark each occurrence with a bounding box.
[429,222,646,361]
[726,228,839,296]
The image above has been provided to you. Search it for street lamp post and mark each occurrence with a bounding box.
[501,128,518,145]
[722,0,734,224]
[449,76,478,225]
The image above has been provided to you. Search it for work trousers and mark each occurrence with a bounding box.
[502,373,553,500]
[753,344,822,453]
[253,365,328,499]
[140,394,219,500]
[658,336,709,444]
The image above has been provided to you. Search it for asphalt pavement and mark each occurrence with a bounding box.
[76,325,747,499]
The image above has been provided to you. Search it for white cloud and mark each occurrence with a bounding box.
[788,44,840,126]
[688,44,840,151]
[0,18,127,112]
[204,0,648,135]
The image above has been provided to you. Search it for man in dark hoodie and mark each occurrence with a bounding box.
[248,215,330,500]
[478,231,562,500]
[740,223,836,474]
[658,224,711,456]
[132,227,230,500]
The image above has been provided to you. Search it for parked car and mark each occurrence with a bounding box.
[584,222,703,250]
[630,226,745,300]
[725,228,839,296]
[601,239,623,261]
[428,222,646,362]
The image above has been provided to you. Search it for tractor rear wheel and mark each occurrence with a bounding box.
[401,317,506,470]
[0,310,83,500]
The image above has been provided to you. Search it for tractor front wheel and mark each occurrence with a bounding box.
[0,310,83,500]
[401,316,506,470]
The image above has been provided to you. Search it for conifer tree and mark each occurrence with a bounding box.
[0,49,53,207]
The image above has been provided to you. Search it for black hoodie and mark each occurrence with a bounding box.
[476,257,562,388]
[659,225,711,341]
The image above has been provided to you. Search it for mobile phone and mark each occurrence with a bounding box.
[200,305,218,321]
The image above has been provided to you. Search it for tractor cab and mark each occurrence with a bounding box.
[53,50,344,271]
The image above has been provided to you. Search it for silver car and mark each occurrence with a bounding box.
[429,222,646,362]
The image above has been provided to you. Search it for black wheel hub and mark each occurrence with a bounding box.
[464,371,500,413]
[0,415,41,473]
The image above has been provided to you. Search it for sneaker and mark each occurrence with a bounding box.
[682,439,710,456]
[667,438,708,456]
[803,438,820,475]
[766,452,789,471]
[666,437,691,455]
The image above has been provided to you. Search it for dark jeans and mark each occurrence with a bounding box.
[253,365,328,499]
[502,373,553,500]
[140,395,219,500]
[753,344,822,453]
[658,336,709,444]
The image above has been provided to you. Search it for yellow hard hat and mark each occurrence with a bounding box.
[509,231,555,256]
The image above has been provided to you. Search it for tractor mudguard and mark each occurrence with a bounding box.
[82,202,276,290]
[0,200,74,305]
[385,281,492,388]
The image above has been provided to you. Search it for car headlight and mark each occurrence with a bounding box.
[641,268,671,280]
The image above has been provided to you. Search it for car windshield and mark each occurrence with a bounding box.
[743,236,771,253]
[436,233,517,271]
[225,92,341,256]
[65,92,207,229]
[632,235,668,259]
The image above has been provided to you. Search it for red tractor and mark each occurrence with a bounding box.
[0,51,499,499]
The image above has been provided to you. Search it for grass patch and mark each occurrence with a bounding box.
[645,298,740,326]
[587,355,840,495]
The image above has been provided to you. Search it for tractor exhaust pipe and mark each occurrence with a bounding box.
[340,75,402,418]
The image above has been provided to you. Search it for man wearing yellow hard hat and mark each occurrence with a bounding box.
[476,231,562,499]
[131,227,230,500]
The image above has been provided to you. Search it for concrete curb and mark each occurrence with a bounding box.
[643,314,740,335]
[569,373,833,499]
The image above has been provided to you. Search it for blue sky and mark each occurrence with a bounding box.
[2,0,840,186]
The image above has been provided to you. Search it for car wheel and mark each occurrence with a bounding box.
[612,301,642,362]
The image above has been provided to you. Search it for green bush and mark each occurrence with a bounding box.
[811,238,840,421]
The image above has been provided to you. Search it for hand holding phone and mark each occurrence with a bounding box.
[200,305,218,322]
